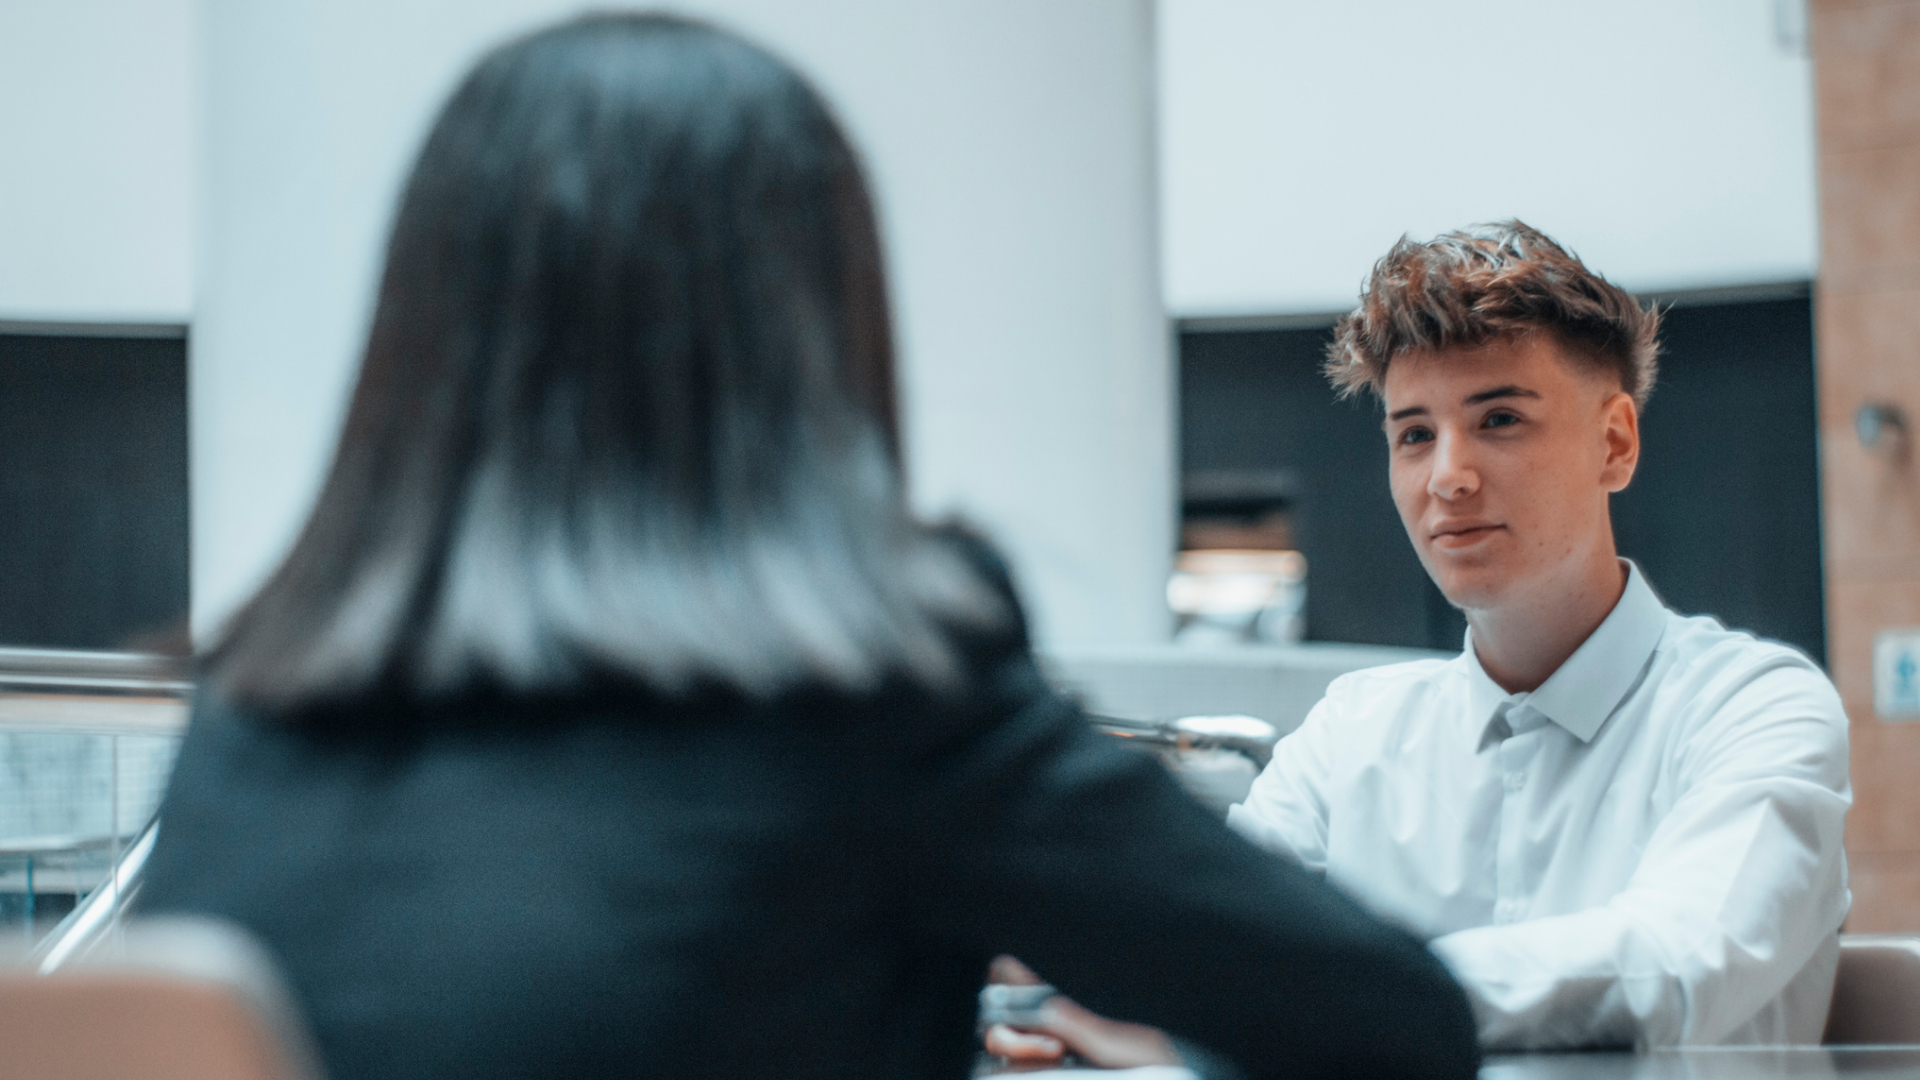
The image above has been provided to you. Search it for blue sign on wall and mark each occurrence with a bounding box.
[1875,629,1920,722]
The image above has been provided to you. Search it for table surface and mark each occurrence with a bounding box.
[1484,1048,1920,1079]
[980,1049,1920,1080]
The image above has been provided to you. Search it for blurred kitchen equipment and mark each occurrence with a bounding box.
[1043,641,1443,745]
[1093,714,1280,768]
[1167,550,1306,646]
[1092,714,1280,814]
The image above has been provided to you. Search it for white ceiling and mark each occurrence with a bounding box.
[1159,0,1819,317]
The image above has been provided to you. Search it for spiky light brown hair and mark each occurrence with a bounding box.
[1325,220,1661,410]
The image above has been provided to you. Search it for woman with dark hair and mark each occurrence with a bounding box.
[139,14,1477,1080]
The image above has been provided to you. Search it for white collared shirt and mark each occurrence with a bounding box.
[1227,562,1851,1050]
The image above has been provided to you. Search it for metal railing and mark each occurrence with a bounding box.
[0,648,188,968]
[11,661,1283,964]
[0,647,191,699]
[32,817,159,972]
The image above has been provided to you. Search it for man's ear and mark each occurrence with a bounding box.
[1599,391,1640,494]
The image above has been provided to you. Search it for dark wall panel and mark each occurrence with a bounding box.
[1181,327,1455,648]
[1611,299,1824,662]
[0,334,189,649]
[1180,295,1824,663]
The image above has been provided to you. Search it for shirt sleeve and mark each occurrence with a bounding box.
[1224,691,1343,871]
[1428,656,1851,1050]
[912,660,1480,1080]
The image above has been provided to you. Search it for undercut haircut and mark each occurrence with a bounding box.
[1325,220,1661,410]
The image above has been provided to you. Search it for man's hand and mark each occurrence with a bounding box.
[982,956,1183,1070]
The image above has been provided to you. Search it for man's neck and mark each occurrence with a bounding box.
[1465,552,1629,695]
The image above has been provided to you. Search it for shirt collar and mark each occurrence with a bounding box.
[1461,560,1669,744]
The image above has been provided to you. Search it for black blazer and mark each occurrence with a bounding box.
[140,569,1477,1080]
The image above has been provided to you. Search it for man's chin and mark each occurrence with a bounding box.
[1427,571,1508,615]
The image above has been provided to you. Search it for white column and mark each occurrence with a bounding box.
[0,0,194,323]
[193,0,1172,649]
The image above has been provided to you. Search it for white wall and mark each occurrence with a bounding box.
[0,0,195,323]
[1160,0,1819,316]
[194,1,1172,649]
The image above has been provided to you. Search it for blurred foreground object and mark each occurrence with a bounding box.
[0,916,321,1080]
[978,961,1190,1076]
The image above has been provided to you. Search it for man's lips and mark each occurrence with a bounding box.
[1428,523,1505,549]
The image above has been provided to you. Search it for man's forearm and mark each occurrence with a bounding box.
[1430,887,1838,1052]
[1430,912,1684,1050]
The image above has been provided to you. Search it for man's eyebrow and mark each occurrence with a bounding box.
[1463,385,1541,407]
[1386,386,1541,423]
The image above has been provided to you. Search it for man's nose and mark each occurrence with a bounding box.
[1427,430,1479,501]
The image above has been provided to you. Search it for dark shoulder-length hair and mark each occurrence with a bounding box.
[208,12,1005,712]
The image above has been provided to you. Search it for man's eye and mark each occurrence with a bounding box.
[1396,427,1433,446]
[1483,411,1520,429]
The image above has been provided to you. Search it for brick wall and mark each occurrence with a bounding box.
[1813,0,1920,930]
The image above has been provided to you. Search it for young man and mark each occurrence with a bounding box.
[1224,221,1849,1049]
[986,222,1849,1064]
[990,220,1843,1060]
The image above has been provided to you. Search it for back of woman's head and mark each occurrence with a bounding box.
[210,13,1005,713]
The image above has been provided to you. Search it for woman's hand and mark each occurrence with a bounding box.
[983,956,1183,1070]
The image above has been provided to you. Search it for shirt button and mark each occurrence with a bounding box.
[1494,900,1518,923]
[1504,771,1525,792]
